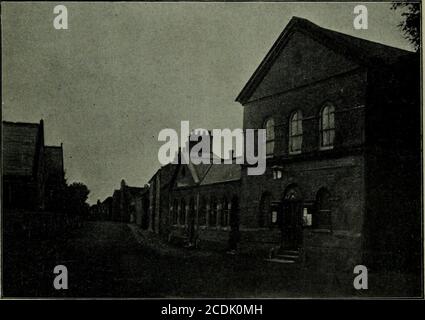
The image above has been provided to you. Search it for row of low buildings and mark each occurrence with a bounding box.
[90,179,148,224]
[91,17,421,274]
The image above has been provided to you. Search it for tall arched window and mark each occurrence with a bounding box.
[320,103,335,149]
[315,188,332,229]
[179,198,186,225]
[289,110,303,154]
[199,196,207,226]
[209,196,218,227]
[264,118,275,157]
[188,197,195,225]
[221,197,230,227]
[173,199,179,225]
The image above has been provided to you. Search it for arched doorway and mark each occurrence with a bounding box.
[281,185,303,249]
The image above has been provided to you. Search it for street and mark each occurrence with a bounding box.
[3,221,417,298]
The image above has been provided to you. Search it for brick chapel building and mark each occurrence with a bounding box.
[234,17,421,272]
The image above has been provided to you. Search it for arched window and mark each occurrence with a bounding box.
[179,198,186,225]
[289,110,303,154]
[199,196,207,226]
[173,199,179,225]
[264,118,275,157]
[259,192,272,227]
[315,188,332,229]
[320,103,335,149]
[229,195,240,230]
[221,197,230,227]
[209,196,218,227]
[188,197,195,225]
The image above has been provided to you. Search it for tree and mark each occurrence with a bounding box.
[391,2,420,51]
[65,182,90,217]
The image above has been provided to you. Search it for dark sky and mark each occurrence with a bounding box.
[2,2,413,204]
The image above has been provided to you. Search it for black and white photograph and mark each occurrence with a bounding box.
[1,1,423,302]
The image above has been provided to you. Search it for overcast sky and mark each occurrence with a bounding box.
[2,2,413,204]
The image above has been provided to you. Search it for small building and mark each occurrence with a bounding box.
[111,179,145,223]
[3,120,68,213]
[2,120,46,211]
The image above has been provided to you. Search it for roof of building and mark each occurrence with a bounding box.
[125,185,145,197]
[102,196,113,204]
[200,163,241,185]
[236,16,413,104]
[2,120,43,177]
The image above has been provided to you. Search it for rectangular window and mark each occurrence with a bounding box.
[303,207,312,227]
[271,211,278,224]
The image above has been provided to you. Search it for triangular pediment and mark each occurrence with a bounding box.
[236,17,411,104]
[247,30,359,102]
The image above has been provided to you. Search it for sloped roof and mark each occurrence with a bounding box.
[192,163,211,181]
[45,145,64,181]
[2,121,42,177]
[236,16,413,104]
[200,163,241,185]
[125,185,145,197]
[102,196,113,204]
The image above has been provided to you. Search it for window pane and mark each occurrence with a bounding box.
[295,136,302,151]
[329,110,335,129]
[271,211,278,224]
[323,131,329,146]
[329,129,335,146]
[266,141,274,155]
[298,118,303,135]
[322,112,329,130]
[291,120,297,136]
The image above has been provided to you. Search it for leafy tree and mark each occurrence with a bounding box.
[65,182,90,216]
[391,2,420,51]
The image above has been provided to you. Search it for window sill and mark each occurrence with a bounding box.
[172,224,186,228]
[319,146,334,151]
[289,151,302,155]
[310,228,332,233]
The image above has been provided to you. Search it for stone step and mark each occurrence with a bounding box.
[280,249,299,255]
[277,254,299,260]
[264,258,295,264]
